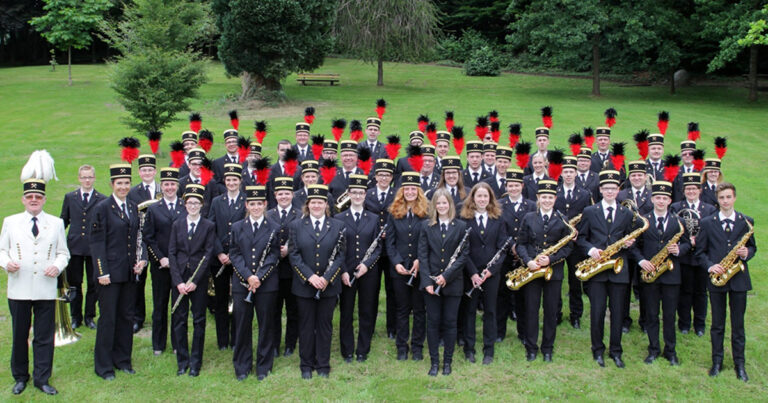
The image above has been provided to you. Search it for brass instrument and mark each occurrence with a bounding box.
[676,208,701,237]
[335,190,351,212]
[710,218,754,287]
[507,214,578,291]
[54,270,80,346]
[575,200,649,281]
[640,219,685,283]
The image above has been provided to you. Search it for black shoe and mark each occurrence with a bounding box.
[257,374,267,381]
[12,381,26,395]
[611,355,625,368]
[526,352,537,362]
[641,326,647,335]
[668,354,680,366]
[356,354,367,363]
[218,346,228,351]
[284,347,294,357]
[236,373,248,381]
[188,369,199,377]
[120,367,135,375]
[465,352,476,363]
[85,318,97,329]
[621,326,630,334]
[35,383,57,395]
[680,328,689,335]
[543,353,552,362]
[412,350,423,361]
[495,337,503,343]
[317,371,329,378]
[273,348,279,358]
[644,354,657,364]
[133,323,141,334]
[388,331,396,339]
[177,367,188,376]
[735,365,748,382]
[482,356,493,365]
[695,329,705,337]
[457,339,465,347]
[595,354,605,367]
[397,351,408,361]
[101,374,115,381]
[72,321,81,330]
[344,355,353,363]
[571,318,581,329]
[511,312,517,321]
[442,363,452,376]
[428,364,439,377]
[439,339,444,347]
[301,371,312,380]
[556,314,563,325]
[709,362,722,377]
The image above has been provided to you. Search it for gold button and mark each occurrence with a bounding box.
[441,259,444,263]
[252,248,256,252]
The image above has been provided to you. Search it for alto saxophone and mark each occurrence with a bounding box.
[640,219,685,283]
[710,218,754,287]
[575,200,649,281]
[506,214,578,291]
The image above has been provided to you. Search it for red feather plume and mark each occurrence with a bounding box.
[304,107,315,124]
[633,130,649,160]
[490,121,501,143]
[417,115,429,133]
[568,133,583,156]
[547,149,565,181]
[714,137,727,159]
[489,110,499,123]
[349,120,363,142]
[445,111,455,132]
[451,126,465,155]
[376,99,387,119]
[475,116,489,140]
[357,147,373,175]
[692,149,705,171]
[320,159,337,185]
[119,137,140,163]
[189,112,202,133]
[198,129,213,153]
[515,141,531,170]
[147,130,162,154]
[426,122,437,146]
[687,122,700,141]
[583,127,595,149]
[508,123,521,148]
[229,110,239,131]
[663,154,681,182]
[200,156,214,186]
[170,141,185,168]
[331,119,346,141]
[283,148,299,177]
[254,120,267,143]
[604,107,617,128]
[385,135,401,160]
[610,142,626,171]
[657,111,669,135]
[311,135,325,160]
[254,157,271,186]
[541,106,553,129]
[237,136,251,163]
[407,145,424,173]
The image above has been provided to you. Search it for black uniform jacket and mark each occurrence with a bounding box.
[168,217,215,287]
[142,198,186,263]
[695,212,756,293]
[288,216,346,298]
[61,188,106,255]
[417,219,470,296]
[629,212,691,285]
[89,196,145,282]
[229,217,281,293]
[516,211,574,282]
[576,201,640,284]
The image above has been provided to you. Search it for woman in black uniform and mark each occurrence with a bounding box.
[229,185,280,381]
[288,184,346,379]
[426,156,466,208]
[700,158,722,208]
[385,171,429,361]
[516,179,573,362]
[419,188,469,376]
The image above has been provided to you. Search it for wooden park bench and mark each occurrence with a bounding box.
[297,73,340,86]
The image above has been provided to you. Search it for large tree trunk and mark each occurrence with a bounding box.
[591,38,600,96]
[377,58,384,86]
[670,70,676,95]
[240,71,282,100]
[68,46,72,86]
[748,45,758,102]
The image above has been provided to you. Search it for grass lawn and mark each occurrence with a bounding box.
[0,58,766,400]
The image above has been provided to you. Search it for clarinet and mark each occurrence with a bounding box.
[465,237,512,298]
[244,230,276,303]
[349,224,387,287]
[171,256,207,314]
[431,227,472,296]
[314,229,346,300]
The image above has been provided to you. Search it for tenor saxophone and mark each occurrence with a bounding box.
[506,214,578,291]
[710,218,754,287]
[640,219,685,283]
[575,200,649,281]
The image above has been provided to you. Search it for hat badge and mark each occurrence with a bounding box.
[30,182,37,188]
[120,168,127,173]
[313,188,320,194]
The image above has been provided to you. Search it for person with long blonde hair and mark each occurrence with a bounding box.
[427,157,466,209]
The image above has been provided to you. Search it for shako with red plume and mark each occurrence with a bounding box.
[169,141,185,168]
[508,123,521,148]
[568,133,583,156]
[663,154,681,182]
[229,110,239,131]
[376,99,387,119]
[714,137,727,159]
[490,121,501,143]
[320,159,337,185]
[475,116,489,140]
[547,149,565,181]
[237,136,251,163]
[692,149,705,171]
[254,120,267,143]
[633,129,650,160]
[657,111,669,135]
[147,130,162,154]
[119,137,140,163]
[357,147,373,175]
[417,115,430,133]
[349,120,363,142]
[489,110,499,123]
[687,122,700,141]
[331,119,347,141]
[514,141,531,170]
[253,157,271,186]
[304,107,316,124]
[311,135,325,160]
[610,142,626,171]
[282,148,299,177]
[445,111,455,132]
[407,144,424,173]
[198,129,214,152]
[583,127,595,148]
[426,122,437,146]
[386,135,401,160]
[604,107,617,128]
[541,106,553,129]
[451,126,465,155]
[200,156,214,186]
[189,112,202,133]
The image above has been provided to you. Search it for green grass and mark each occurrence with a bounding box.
[0,58,766,401]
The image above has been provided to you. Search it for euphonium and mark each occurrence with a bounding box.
[335,190,351,212]
[640,219,685,283]
[506,214,578,291]
[54,270,80,346]
[575,200,649,281]
[710,218,754,287]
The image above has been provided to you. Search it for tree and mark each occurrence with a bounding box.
[213,0,335,99]
[334,0,441,86]
[29,0,111,85]
[101,0,210,132]
[435,0,510,42]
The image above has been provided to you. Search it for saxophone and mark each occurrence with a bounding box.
[575,200,649,281]
[710,218,754,287]
[506,214,578,291]
[640,219,685,283]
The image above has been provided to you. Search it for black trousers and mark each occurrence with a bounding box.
[339,265,379,358]
[710,290,747,365]
[296,295,336,374]
[677,263,708,331]
[622,260,645,329]
[523,278,562,355]
[8,299,54,386]
[134,261,148,325]
[566,252,585,320]
[66,254,96,323]
[424,293,461,365]
[497,265,525,341]
[150,262,176,352]
[171,285,207,371]
[233,287,277,377]
[641,282,679,357]
[586,281,627,357]
[273,276,298,352]
[213,265,235,349]
[391,273,425,353]
[94,281,136,377]
[463,274,500,357]
[380,256,397,334]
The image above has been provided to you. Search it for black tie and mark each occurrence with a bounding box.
[478,215,485,231]
[280,209,287,223]
[451,187,456,199]
[500,178,506,190]
[542,214,549,224]
[31,217,39,237]
[253,221,259,232]
[314,220,321,233]
[580,174,586,184]
[145,184,151,199]
[345,171,351,180]
[422,176,429,187]
[168,201,174,211]
[300,149,306,159]
[188,222,195,238]
[601,153,607,162]
[354,212,360,223]
[606,206,614,225]
[229,199,235,208]
[440,223,447,236]
[407,211,413,221]
[82,192,89,205]
[711,184,716,192]
[193,178,200,185]
[635,190,641,204]
[723,218,733,233]
[473,172,479,183]
[512,202,518,212]
[379,192,386,205]
[535,177,540,184]
[657,217,665,234]
[566,189,572,202]
[121,202,129,218]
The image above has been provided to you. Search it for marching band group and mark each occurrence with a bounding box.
[0,107,756,396]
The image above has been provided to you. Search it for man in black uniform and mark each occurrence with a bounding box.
[418,145,439,193]
[522,154,549,202]
[358,117,388,160]
[329,140,362,202]
[524,127,550,175]
[463,141,490,188]
[212,129,242,183]
[645,134,666,182]
[482,146,514,200]
[482,142,497,176]
[292,122,313,162]
[672,141,697,203]
[60,164,105,329]
[394,131,425,181]
[176,131,198,178]
[576,148,600,202]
